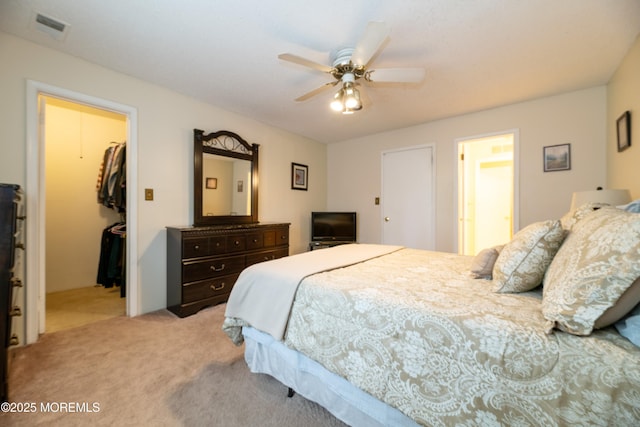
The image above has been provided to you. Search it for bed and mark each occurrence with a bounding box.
[222,205,640,426]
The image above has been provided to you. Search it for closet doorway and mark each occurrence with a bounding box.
[456,131,519,255]
[26,80,139,344]
[43,96,127,332]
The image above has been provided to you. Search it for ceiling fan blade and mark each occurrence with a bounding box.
[366,68,426,83]
[278,53,333,73]
[350,21,390,67]
[294,80,339,102]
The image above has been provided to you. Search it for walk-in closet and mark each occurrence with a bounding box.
[43,96,127,332]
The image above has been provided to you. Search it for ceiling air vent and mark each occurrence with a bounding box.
[32,12,70,41]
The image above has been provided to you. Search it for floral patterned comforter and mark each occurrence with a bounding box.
[283,248,640,427]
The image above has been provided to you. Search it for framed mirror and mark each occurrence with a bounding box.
[194,129,259,226]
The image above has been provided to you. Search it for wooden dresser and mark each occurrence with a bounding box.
[1,184,23,402]
[166,222,290,317]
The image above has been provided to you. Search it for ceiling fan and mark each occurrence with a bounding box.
[278,21,425,114]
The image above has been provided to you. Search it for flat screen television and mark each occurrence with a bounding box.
[311,212,357,242]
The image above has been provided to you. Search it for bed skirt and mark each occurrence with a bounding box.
[242,326,419,427]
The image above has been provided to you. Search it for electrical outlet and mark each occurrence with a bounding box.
[145,188,154,201]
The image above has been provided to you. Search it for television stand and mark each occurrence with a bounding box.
[308,241,355,251]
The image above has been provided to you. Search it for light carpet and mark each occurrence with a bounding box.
[1,304,347,426]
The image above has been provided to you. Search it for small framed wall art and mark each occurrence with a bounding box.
[617,110,631,152]
[206,177,218,189]
[291,162,308,191]
[543,143,571,172]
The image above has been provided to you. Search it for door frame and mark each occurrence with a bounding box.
[381,144,436,250]
[454,129,519,254]
[25,80,139,344]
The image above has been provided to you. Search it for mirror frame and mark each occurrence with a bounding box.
[194,129,259,226]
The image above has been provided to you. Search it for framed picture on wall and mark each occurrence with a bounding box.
[291,162,308,191]
[617,110,631,152]
[543,143,571,172]
[206,177,218,189]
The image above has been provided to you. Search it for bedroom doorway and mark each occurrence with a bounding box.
[381,145,435,250]
[457,131,518,256]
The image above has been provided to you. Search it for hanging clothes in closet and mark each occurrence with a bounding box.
[96,222,126,297]
[96,142,127,297]
[97,142,126,212]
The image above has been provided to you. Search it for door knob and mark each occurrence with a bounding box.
[384,217,390,222]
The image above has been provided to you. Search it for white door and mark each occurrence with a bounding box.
[474,160,513,250]
[382,146,435,249]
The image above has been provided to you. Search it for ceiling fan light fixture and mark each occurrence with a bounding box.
[280,21,425,113]
[330,80,362,114]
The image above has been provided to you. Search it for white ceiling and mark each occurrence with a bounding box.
[2,0,640,143]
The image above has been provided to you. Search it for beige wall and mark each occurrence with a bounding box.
[3,26,637,343]
[607,34,640,197]
[44,98,125,293]
[328,86,607,253]
[0,32,327,339]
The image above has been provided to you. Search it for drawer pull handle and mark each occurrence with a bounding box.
[234,240,240,245]
[210,283,225,291]
[210,263,225,272]
[194,245,200,250]
[253,238,259,243]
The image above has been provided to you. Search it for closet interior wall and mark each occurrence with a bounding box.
[44,96,126,295]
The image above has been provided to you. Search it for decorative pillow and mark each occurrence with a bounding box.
[492,220,565,293]
[542,207,640,335]
[470,245,503,279]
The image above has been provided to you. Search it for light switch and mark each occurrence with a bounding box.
[375,197,380,205]
[145,188,154,201]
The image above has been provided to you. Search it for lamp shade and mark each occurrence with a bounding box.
[569,189,631,212]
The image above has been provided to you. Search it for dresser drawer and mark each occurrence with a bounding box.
[246,248,289,267]
[182,254,245,282]
[183,235,227,258]
[182,273,240,304]
[226,235,246,252]
[246,232,264,250]
[209,236,227,255]
[276,228,289,246]
[182,237,209,259]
